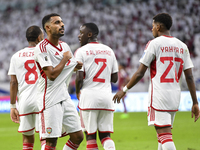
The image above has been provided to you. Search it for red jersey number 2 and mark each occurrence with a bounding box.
[160,57,183,83]
[93,58,107,83]
[24,60,38,84]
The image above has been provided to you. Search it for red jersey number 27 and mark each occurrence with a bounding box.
[93,58,107,83]
[24,60,38,84]
[160,57,183,83]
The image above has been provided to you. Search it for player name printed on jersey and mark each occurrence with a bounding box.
[86,50,111,56]
[19,51,34,57]
[160,46,184,54]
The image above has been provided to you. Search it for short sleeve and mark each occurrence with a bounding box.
[34,46,52,68]
[183,48,194,70]
[112,51,118,73]
[8,55,16,75]
[139,41,156,67]
[74,48,84,72]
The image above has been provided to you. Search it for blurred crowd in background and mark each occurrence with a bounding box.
[0,0,200,93]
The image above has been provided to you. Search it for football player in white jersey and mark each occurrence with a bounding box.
[113,13,200,150]
[75,23,118,150]
[8,25,44,150]
[34,13,83,150]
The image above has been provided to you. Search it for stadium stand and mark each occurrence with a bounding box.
[0,0,200,94]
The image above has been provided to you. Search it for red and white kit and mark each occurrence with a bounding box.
[140,35,193,111]
[34,39,81,138]
[34,39,77,112]
[75,42,118,134]
[75,42,118,111]
[8,47,39,132]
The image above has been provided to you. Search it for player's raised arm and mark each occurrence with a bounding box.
[43,51,72,81]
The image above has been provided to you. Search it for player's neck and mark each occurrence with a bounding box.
[158,30,170,37]
[47,37,59,46]
[88,38,97,43]
[28,42,37,47]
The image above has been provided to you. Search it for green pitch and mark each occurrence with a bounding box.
[1,112,200,150]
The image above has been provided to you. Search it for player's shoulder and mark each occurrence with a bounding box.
[36,39,49,53]
[11,47,28,58]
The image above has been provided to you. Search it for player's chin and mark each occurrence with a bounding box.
[59,33,64,37]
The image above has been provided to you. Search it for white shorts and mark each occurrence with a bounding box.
[80,110,114,134]
[18,113,39,134]
[148,107,176,127]
[39,99,82,139]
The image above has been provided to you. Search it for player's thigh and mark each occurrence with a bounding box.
[62,99,82,134]
[19,114,36,134]
[39,103,63,138]
[81,110,99,134]
[98,110,114,132]
[148,108,176,127]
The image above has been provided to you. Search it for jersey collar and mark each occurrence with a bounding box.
[45,39,63,52]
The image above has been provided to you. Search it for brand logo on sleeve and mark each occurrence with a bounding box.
[44,56,48,61]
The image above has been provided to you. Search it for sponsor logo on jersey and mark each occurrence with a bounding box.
[46,127,52,134]
[55,52,59,55]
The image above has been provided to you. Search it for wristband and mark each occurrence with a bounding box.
[123,86,129,93]
[10,104,16,109]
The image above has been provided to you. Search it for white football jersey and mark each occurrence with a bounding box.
[139,35,194,111]
[34,39,77,112]
[75,42,118,110]
[8,47,39,115]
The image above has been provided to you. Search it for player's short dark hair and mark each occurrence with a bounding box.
[153,13,172,30]
[82,22,99,36]
[42,13,60,32]
[26,25,42,42]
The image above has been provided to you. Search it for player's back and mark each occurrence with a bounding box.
[76,42,118,92]
[75,42,118,110]
[8,47,38,114]
[143,35,194,110]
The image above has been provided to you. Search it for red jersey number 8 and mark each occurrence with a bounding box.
[24,60,38,84]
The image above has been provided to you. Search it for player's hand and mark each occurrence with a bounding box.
[74,61,83,71]
[63,51,72,61]
[76,91,81,100]
[191,103,200,122]
[10,108,19,124]
[113,90,126,103]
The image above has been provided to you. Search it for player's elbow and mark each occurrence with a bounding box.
[47,74,57,81]
[111,72,118,83]
[136,72,144,80]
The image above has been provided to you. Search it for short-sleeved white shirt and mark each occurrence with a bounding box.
[8,47,39,115]
[34,39,77,112]
[75,42,118,110]
[139,35,194,111]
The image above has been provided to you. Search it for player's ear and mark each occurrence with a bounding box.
[88,32,92,38]
[45,24,50,33]
[156,23,162,31]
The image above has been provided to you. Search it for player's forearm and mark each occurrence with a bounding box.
[45,58,70,81]
[126,72,143,89]
[186,76,198,105]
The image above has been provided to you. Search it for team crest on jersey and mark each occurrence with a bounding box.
[46,127,52,134]
[45,56,48,61]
